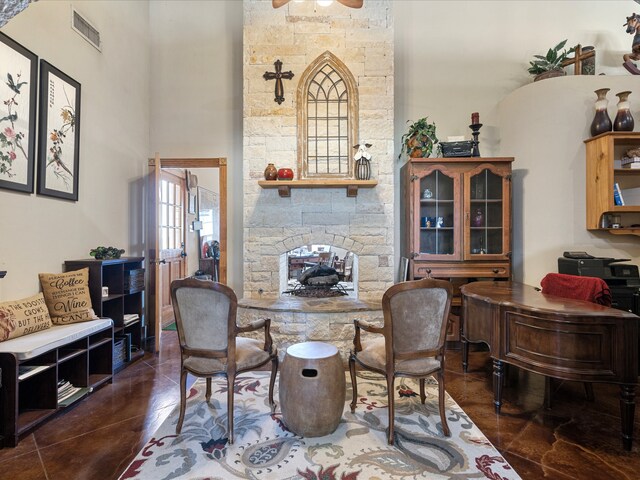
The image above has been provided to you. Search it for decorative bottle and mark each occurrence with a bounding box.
[614,91,634,132]
[590,88,612,137]
[264,163,277,180]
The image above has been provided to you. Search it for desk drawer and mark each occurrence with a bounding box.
[413,262,510,279]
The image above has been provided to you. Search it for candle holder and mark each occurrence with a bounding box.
[469,123,483,157]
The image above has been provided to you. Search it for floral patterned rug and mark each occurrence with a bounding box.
[119,371,520,480]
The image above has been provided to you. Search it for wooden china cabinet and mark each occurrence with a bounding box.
[400,157,514,342]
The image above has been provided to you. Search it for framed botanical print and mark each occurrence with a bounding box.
[37,60,81,201]
[0,32,37,193]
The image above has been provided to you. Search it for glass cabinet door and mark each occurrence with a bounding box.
[464,166,510,259]
[414,168,460,260]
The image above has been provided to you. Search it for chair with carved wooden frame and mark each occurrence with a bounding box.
[348,278,454,444]
[170,278,278,444]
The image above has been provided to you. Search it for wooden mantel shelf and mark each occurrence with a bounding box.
[258,179,378,197]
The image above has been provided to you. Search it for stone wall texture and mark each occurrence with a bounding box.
[243,0,394,302]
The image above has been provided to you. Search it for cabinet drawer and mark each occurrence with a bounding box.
[414,262,510,279]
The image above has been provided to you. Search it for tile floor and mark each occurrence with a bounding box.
[0,332,637,479]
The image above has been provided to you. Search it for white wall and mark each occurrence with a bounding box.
[499,76,640,285]
[149,0,243,293]
[2,0,637,301]
[393,0,638,285]
[0,1,150,300]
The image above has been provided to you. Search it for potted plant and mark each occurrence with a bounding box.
[527,39,575,81]
[398,117,439,159]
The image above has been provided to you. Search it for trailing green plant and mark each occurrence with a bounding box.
[527,39,575,75]
[398,117,439,159]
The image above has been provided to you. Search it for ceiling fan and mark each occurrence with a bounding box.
[272,0,363,9]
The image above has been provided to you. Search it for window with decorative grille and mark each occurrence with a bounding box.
[297,51,358,179]
[306,65,349,176]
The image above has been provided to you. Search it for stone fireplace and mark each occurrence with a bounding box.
[240,0,394,356]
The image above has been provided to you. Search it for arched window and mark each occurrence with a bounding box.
[297,51,358,179]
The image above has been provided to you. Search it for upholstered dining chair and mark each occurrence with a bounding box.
[170,278,278,444]
[349,278,453,444]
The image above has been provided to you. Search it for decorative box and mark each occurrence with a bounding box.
[441,141,473,158]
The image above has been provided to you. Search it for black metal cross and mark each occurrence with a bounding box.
[263,59,294,105]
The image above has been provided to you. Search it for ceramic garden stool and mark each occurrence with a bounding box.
[279,341,346,437]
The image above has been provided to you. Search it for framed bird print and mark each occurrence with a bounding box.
[37,60,81,201]
[0,32,37,194]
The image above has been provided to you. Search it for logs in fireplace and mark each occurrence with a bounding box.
[283,264,348,297]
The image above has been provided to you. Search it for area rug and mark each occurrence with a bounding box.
[119,371,520,480]
[162,322,177,331]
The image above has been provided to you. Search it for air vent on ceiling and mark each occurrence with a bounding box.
[71,7,101,51]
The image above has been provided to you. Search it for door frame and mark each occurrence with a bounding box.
[147,156,228,352]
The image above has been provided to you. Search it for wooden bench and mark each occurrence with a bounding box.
[0,319,114,447]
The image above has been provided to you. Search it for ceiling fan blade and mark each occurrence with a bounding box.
[272,0,291,8]
[337,0,364,8]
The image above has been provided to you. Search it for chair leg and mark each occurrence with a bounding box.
[176,369,188,434]
[438,370,450,437]
[419,378,426,404]
[349,355,358,413]
[269,356,278,414]
[205,377,212,402]
[386,374,395,445]
[227,372,235,444]
[584,382,594,401]
[544,376,553,409]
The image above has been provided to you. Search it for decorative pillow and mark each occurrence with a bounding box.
[39,268,99,325]
[0,293,52,342]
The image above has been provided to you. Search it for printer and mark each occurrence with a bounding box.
[558,252,640,314]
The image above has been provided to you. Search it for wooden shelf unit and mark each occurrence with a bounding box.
[258,179,377,197]
[401,157,513,342]
[65,257,145,370]
[585,131,640,236]
[0,324,113,447]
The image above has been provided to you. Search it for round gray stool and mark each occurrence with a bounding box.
[279,341,346,437]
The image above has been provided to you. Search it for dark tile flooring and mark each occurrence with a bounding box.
[0,332,638,479]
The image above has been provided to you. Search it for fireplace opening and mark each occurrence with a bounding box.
[280,245,357,298]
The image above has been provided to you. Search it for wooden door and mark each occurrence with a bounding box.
[147,157,228,353]
[158,170,187,328]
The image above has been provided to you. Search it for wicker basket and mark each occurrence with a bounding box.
[124,269,145,293]
[113,334,131,370]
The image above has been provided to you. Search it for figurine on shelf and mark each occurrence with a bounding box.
[623,11,640,74]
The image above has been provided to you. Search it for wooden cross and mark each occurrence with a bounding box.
[263,59,294,105]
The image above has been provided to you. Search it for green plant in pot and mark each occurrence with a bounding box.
[527,39,575,81]
[399,117,439,159]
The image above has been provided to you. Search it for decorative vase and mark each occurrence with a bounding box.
[354,158,371,180]
[590,88,612,137]
[277,168,294,180]
[471,208,484,228]
[264,163,278,180]
[614,91,634,132]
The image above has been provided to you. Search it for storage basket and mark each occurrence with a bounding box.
[124,269,145,293]
[441,141,473,158]
[113,334,131,370]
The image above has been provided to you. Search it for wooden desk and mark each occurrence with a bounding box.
[460,280,639,451]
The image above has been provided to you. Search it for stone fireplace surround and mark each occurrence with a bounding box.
[241,0,393,358]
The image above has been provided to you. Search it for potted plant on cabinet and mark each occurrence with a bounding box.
[399,117,439,159]
[527,39,575,81]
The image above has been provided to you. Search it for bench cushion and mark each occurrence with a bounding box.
[0,318,113,360]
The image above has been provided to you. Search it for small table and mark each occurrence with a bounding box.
[279,341,345,437]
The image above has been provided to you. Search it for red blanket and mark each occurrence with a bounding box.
[540,273,611,306]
